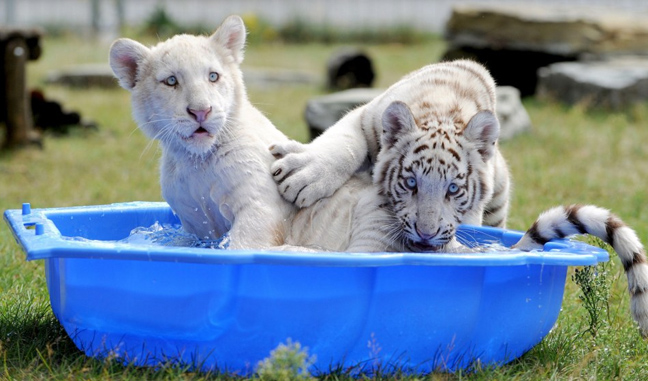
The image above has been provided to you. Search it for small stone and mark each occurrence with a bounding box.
[326,49,375,91]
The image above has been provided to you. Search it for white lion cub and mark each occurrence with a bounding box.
[109,16,294,249]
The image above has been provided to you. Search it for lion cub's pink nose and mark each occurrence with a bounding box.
[187,107,212,123]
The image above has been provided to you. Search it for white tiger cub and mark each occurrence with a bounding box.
[271,60,511,249]
[271,60,648,335]
[514,205,648,337]
[283,100,648,336]
[109,16,295,249]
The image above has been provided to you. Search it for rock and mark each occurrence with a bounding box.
[446,4,648,57]
[243,68,319,88]
[326,49,375,91]
[46,64,118,88]
[46,64,318,89]
[305,88,382,140]
[496,86,532,140]
[305,87,529,141]
[537,57,648,109]
[443,46,574,98]
[443,4,648,96]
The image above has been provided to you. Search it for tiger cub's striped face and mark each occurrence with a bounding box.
[374,101,500,252]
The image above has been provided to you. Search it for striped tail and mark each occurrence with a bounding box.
[513,204,648,337]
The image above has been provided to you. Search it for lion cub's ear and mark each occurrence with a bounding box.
[211,15,247,65]
[109,38,150,90]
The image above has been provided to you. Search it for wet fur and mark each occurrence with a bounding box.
[271,60,510,251]
[110,16,294,249]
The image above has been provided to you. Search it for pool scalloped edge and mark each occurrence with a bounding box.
[4,201,609,374]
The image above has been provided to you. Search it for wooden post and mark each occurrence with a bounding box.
[3,37,38,148]
[0,28,42,149]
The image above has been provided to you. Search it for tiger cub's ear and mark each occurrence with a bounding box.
[381,101,417,150]
[464,110,500,161]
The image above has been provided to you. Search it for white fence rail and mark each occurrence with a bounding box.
[2,0,648,37]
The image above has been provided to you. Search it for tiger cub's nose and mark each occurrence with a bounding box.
[187,107,212,123]
[415,223,436,240]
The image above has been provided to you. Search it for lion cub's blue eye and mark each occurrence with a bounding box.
[405,177,417,190]
[209,72,219,82]
[164,76,177,86]
[448,183,460,195]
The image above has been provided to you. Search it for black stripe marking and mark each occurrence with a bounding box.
[623,251,647,273]
[553,227,567,239]
[447,148,461,161]
[378,163,390,185]
[565,205,587,234]
[605,215,624,249]
[527,222,551,245]
[414,144,429,154]
[489,218,505,228]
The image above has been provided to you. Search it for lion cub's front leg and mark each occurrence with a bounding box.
[269,107,368,208]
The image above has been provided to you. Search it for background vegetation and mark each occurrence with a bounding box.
[1,16,648,379]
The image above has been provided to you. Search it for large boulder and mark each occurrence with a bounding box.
[443,3,648,96]
[305,87,530,141]
[537,57,648,109]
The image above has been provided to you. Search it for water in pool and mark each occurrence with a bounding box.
[64,222,512,253]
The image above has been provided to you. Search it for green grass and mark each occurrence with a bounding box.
[2,34,648,379]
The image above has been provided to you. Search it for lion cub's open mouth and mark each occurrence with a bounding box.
[193,127,210,136]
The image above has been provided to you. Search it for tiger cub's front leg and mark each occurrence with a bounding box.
[269,107,368,208]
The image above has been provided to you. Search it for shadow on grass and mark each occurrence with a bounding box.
[0,299,80,369]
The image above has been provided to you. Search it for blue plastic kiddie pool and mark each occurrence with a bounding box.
[4,202,608,374]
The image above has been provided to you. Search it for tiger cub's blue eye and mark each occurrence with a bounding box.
[164,76,177,86]
[405,177,417,190]
[209,72,219,82]
[448,183,460,195]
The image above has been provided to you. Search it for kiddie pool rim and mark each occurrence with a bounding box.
[2,201,611,374]
[4,201,610,267]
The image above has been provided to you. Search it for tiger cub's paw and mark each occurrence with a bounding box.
[269,141,337,208]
